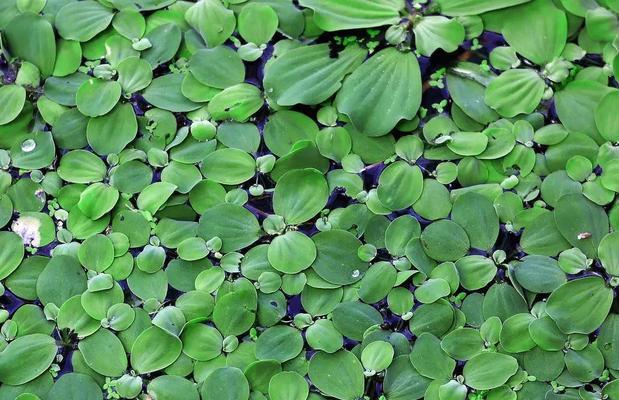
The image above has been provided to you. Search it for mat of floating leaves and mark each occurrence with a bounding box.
[0,0,618,399]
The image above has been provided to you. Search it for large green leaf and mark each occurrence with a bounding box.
[312,230,369,286]
[553,194,609,258]
[446,63,499,124]
[86,103,137,155]
[501,0,567,65]
[376,161,423,211]
[599,232,619,276]
[197,204,261,252]
[273,168,329,225]
[189,46,245,89]
[436,0,531,16]
[200,367,249,400]
[298,0,403,31]
[555,79,613,145]
[383,356,432,400]
[0,231,25,280]
[55,1,114,42]
[5,13,56,77]
[410,333,455,380]
[78,329,127,377]
[451,192,499,251]
[143,74,202,112]
[335,48,422,137]
[546,276,613,334]
[130,326,182,374]
[201,148,256,185]
[185,0,236,48]
[485,69,545,117]
[594,90,619,142]
[264,44,366,106]
[463,352,518,390]
[110,0,175,9]
[0,334,57,385]
[413,16,465,57]
[0,85,26,126]
[308,351,365,400]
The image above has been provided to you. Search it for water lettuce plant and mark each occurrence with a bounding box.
[0,0,618,399]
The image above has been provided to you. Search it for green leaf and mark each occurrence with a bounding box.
[189,46,245,89]
[520,211,571,256]
[376,161,424,211]
[0,231,25,280]
[142,74,201,113]
[436,0,531,16]
[273,169,329,225]
[599,232,619,276]
[200,367,249,400]
[446,63,498,124]
[180,324,223,361]
[485,69,545,117]
[554,194,608,258]
[130,326,182,374]
[361,341,394,372]
[555,79,612,145]
[263,110,320,157]
[0,334,57,385]
[208,83,263,122]
[5,13,56,77]
[147,376,199,400]
[421,220,470,262]
[78,328,127,377]
[513,255,566,293]
[413,16,465,57]
[585,7,619,42]
[499,313,536,353]
[455,256,496,291]
[201,148,256,185]
[212,283,256,336]
[595,90,619,142]
[197,204,261,252]
[451,192,499,251]
[441,328,484,361]
[410,333,456,380]
[86,103,137,155]
[58,150,106,183]
[185,0,236,48]
[331,301,382,340]
[446,131,489,156]
[335,48,422,137]
[36,255,87,306]
[0,85,26,126]
[268,371,309,400]
[501,0,567,65]
[298,0,402,31]
[137,182,177,215]
[268,231,316,274]
[238,3,279,45]
[77,183,119,220]
[116,57,153,94]
[55,0,114,42]
[546,276,613,334]
[463,352,518,390]
[47,373,102,400]
[256,326,304,363]
[110,0,176,10]
[312,230,369,286]
[264,44,366,107]
[383,356,432,400]
[76,79,122,118]
[308,351,365,400]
